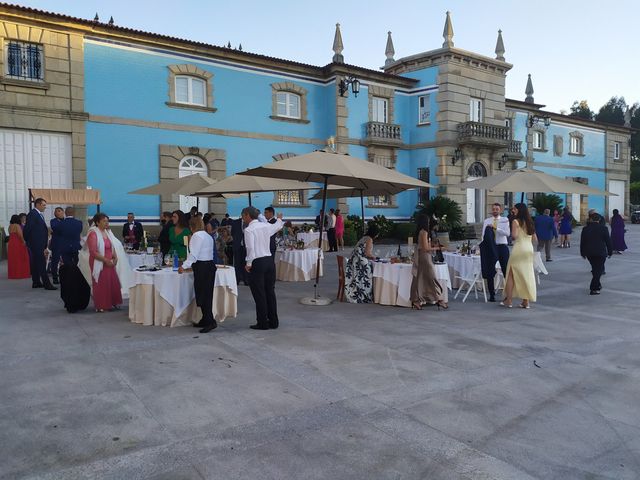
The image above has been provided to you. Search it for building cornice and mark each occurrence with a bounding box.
[0,3,416,87]
[506,99,634,134]
[384,46,513,76]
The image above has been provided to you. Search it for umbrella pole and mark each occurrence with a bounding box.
[196,196,199,212]
[314,176,329,299]
[360,190,365,237]
[520,192,524,204]
[248,192,252,206]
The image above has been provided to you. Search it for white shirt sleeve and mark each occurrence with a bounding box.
[182,232,202,269]
[266,218,284,236]
[244,226,256,266]
[258,214,268,223]
[496,218,510,238]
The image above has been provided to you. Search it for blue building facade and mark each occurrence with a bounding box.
[0,5,632,228]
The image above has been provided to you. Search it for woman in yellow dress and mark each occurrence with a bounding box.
[501,203,537,309]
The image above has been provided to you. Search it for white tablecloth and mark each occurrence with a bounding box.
[444,251,548,288]
[275,248,324,281]
[127,253,154,269]
[128,265,237,327]
[372,262,451,308]
[297,232,329,251]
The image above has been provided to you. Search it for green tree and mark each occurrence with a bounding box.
[569,100,594,120]
[595,96,627,125]
[631,104,640,162]
[530,194,563,215]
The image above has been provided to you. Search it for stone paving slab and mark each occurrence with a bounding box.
[1,225,639,479]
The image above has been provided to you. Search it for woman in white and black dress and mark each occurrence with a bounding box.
[179,216,217,333]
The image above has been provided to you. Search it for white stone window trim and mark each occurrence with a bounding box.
[175,75,206,107]
[276,91,301,119]
[569,131,585,156]
[418,94,431,125]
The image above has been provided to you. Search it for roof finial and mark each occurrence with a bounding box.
[238,43,243,51]
[525,74,535,104]
[495,29,505,61]
[108,16,114,26]
[442,11,454,48]
[332,23,344,63]
[93,13,99,22]
[384,31,395,67]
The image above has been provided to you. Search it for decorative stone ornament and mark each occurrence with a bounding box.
[332,23,344,63]
[442,11,454,48]
[495,30,505,61]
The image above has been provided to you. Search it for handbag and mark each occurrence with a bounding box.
[432,239,445,263]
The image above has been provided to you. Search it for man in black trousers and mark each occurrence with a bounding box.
[23,197,56,290]
[580,212,612,295]
[231,216,247,285]
[242,206,283,330]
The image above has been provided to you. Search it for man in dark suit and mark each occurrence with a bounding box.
[264,206,278,258]
[534,208,557,262]
[49,207,65,284]
[580,212,613,295]
[158,211,173,256]
[23,197,56,290]
[122,212,144,250]
[231,216,247,285]
[59,207,83,266]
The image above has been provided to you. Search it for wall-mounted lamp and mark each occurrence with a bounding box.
[498,153,509,170]
[527,113,551,128]
[451,148,463,166]
[338,75,360,97]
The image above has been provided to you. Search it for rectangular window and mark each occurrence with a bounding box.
[5,41,44,81]
[418,95,430,124]
[276,92,301,118]
[372,97,388,123]
[276,190,302,206]
[533,131,543,150]
[570,136,582,154]
[614,142,621,160]
[470,98,483,122]
[175,76,206,106]
[370,194,390,207]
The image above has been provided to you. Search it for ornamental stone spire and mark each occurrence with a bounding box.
[495,29,505,61]
[525,74,535,104]
[384,31,395,67]
[442,11,454,48]
[332,23,344,63]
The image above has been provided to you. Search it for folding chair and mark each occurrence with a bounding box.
[453,258,487,303]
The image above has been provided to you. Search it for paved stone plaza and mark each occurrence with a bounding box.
[1,226,639,480]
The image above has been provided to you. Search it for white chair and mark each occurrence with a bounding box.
[453,258,487,303]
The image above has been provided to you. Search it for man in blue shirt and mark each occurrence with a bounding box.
[534,208,557,261]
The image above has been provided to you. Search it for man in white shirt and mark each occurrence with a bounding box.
[242,206,283,330]
[482,203,511,302]
[326,208,337,252]
[179,216,217,333]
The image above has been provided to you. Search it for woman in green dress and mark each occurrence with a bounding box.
[169,210,191,259]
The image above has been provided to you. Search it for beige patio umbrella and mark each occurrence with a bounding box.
[129,173,219,211]
[457,167,617,203]
[240,149,432,305]
[129,173,216,196]
[193,174,320,205]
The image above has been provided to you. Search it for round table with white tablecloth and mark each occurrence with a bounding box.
[372,261,451,308]
[275,248,323,282]
[128,265,237,327]
[296,232,329,251]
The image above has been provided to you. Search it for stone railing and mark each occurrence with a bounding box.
[368,154,396,168]
[507,140,522,154]
[365,122,402,145]
[457,121,511,142]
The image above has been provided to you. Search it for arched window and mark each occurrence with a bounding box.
[466,162,487,223]
[467,162,487,178]
[179,156,208,213]
[175,75,206,106]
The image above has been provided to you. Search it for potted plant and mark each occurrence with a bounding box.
[415,195,463,246]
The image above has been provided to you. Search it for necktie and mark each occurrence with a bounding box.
[493,218,498,230]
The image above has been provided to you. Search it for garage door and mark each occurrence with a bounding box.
[0,129,72,226]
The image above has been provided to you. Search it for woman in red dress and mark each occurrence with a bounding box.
[86,213,123,312]
[7,214,31,279]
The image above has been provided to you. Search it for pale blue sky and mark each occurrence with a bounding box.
[15,0,639,113]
